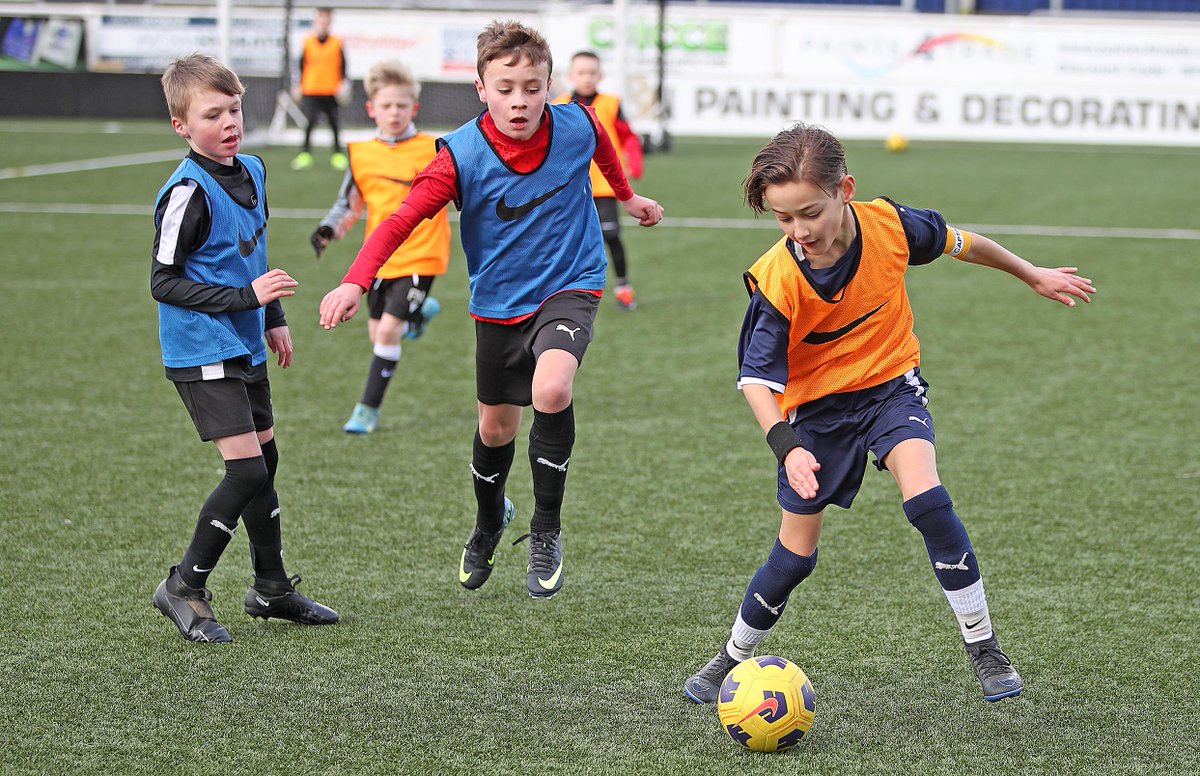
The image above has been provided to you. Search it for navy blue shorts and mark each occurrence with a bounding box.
[777,368,935,515]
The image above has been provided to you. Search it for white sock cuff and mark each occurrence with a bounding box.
[943,578,987,614]
[373,342,401,361]
[731,610,770,648]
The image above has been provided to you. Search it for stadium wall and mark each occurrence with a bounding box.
[1,3,1198,145]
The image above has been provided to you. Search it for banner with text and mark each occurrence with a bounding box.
[76,5,1200,145]
[547,7,1200,146]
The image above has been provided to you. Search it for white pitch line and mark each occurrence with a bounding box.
[0,202,330,219]
[661,216,1200,241]
[0,149,182,180]
[2,202,1198,241]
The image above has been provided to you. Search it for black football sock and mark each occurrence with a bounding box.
[330,116,341,153]
[528,404,575,534]
[472,429,515,533]
[360,352,400,408]
[302,119,314,154]
[605,235,628,281]
[241,439,288,583]
[179,456,268,588]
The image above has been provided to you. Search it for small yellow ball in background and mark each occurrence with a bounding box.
[884,133,909,153]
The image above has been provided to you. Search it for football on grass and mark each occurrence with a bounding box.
[716,655,815,752]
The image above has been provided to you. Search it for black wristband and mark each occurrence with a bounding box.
[766,421,802,466]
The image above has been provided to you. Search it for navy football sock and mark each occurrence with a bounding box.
[904,485,994,641]
[903,485,980,591]
[737,540,818,631]
[179,456,268,588]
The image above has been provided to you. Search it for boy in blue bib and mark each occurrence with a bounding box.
[150,54,338,642]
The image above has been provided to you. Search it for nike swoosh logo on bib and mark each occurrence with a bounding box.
[496,182,569,221]
[237,223,267,258]
[802,302,887,345]
[376,175,414,187]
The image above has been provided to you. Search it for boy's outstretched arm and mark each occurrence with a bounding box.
[319,154,456,329]
[742,383,820,500]
[956,230,1096,307]
[584,104,662,226]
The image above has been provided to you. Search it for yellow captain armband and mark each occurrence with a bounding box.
[944,226,973,259]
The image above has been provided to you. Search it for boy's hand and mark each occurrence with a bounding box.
[783,447,821,500]
[253,268,298,306]
[265,325,294,368]
[1028,266,1095,307]
[310,225,334,258]
[621,194,663,227]
[319,282,363,329]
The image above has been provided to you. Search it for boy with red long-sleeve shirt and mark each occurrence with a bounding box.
[320,20,663,599]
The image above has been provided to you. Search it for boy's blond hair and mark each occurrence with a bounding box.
[365,59,420,101]
[476,20,551,81]
[161,53,244,120]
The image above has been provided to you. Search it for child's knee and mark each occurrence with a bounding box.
[374,317,405,345]
[478,416,519,447]
[531,382,572,413]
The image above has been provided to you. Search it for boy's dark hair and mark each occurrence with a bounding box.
[570,50,601,64]
[743,123,847,214]
[316,7,333,15]
[476,20,552,81]
[161,53,244,120]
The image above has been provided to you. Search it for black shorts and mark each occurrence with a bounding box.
[173,363,273,442]
[594,197,620,238]
[301,94,339,121]
[367,274,435,321]
[475,291,600,406]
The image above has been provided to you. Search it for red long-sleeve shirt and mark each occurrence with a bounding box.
[342,105,633,292]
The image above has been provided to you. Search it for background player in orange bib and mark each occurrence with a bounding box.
[310,60,450,434]
[552,51,644,310]
[683,123,1095,704]
[292,7,348,171]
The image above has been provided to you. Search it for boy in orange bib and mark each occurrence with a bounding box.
[311,60,451,434]
[683,123,1094,704]
[552,51,644,310]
